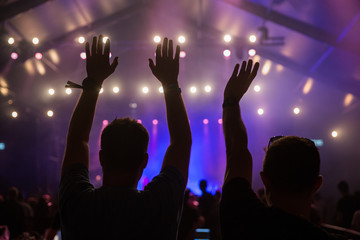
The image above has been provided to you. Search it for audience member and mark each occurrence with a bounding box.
[219,60,338,239]
[336,181,358,228]
[59,36,191,239]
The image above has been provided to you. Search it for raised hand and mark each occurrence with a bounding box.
[85,35,118,87]
[224,60,260,102]
[149,37,180,88]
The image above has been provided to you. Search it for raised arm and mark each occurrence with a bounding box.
[149,38,192,183]
[61,36,118,174]
[222,60,259,186]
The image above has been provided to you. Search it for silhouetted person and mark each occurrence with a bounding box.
[336,181,357,228]
[198,180,214,221]
[59,36,191,239]
[219,60,338,239]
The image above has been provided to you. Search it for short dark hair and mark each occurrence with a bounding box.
[263,136,320,194]
[100,118,149,172]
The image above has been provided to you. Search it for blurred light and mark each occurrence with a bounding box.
[179,51,186,58]
[12,111,18,118]
[24,60,35,75]
[153,35,161,43]
[11,52,18,60]
[8,100,13,105]
[223,49,231,57]
[8,37,15,45]
[35,61,46,75]
[113,86,119,93]
[261,60,272,76]
[129,103,137,109]
[203,119,209,125]
[257,108,264,115]
[331,130,338,138]
[223,34,232,43]
[137,119,142,124]
[253,55,261,63]
[152,119,158,125]
[204,85,212,93]
[311,139,324,147]
[65,88,72,95]
[178,35,186,44]
[218,118,223,124]
[109,52,112,58]
[80,52,86,59]
[48,49,60,64]
[96,175,102,181]
[276,64,284,72]
[303,77,314,95]
[343,93,354,107]
[249,35,257,43]
[0,143,5,150]
[35,52,43,60]
[47,110,54,117]
[142,86,149,94]
[102,120,109,126]
[0,87,8,96]
[48,88,55,95]
[32,37,39,45]
[103,36,109,43]
[159,86,164,93]
[78,36,85,44]
[99,88,104,94]
[254,85,261,92]
[248,49,256,56]
[190,86,197,94]
[293,107,300,115]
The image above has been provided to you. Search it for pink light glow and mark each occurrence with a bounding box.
[102,120,109,126]
[218,118,223,124]
[11,52,18,60]
[203,119,209,125]
[152,119,158,125]
[137,119,142,124]
[95,175,102,181]
[180,51,186,58]
[35,52,43,60]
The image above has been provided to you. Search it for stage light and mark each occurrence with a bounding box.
[11,52,18,60]
[113,86,119,93]
[303,77,314,95]
[78,36,85,44]
[8,37,15,45]
[80,52,86,59]
[257,108,264,115]
[293,107,300,115]
[190,86,197,94]
[35,61,46,75]
[276,64,284,72]
[129,103,137,109]
[254,85,261,92]
[96,175,102,181]
[261,60,272,76]
[248,49,256,56]
[109,52,112,58]
[11,111,18,118]
[142,86,149,94]
[343,93,354,107]
[223,34,232,43]
[152,119,158,125]
[35,52,43,60]
[218,118,223,124]
[223,49,231,57]
[32,37,39,45]
[48,88,55,95]
[0,143,4,150]
[103,36,109,43]
[204,85,212,93]
[178,35,186,44]
[159,86,164,93]
[102,120,109,126]
[137,119,142,124]
[47,110,54,117]
[179,51,186,58]
[48,49,60,64]
[331,130,338,138]
[153,35,161,43]
[65,88,72,95]
[249,35,257,43]
[203,119,209,125]
[99,88,104,94]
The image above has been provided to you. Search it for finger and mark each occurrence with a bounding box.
[110,57,118,73]
[156,44,161,62]
[91,36,97,56]
[97,35,103,55]
[85,42,90,58]
[149,58,156,73]
[245,59,253,75]
[168,40,173,59]
[104,38,110,58]
[162,37,168,58]
[249,62,260,81]
[174,45,180,62]
[231,64,240,78]
[239,61,246,74]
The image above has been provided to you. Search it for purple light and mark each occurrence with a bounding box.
[152,119,158,125]
[203,119,209,125]
[11,52,18,60]
[35,52,43,60]
[218,118,223,124]
[102,120,109,126]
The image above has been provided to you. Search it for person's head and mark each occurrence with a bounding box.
[100,118,149,176]
[260,136,322,203]
[337,181,349,195]
[7,186,19,201]
[199,179,208,192]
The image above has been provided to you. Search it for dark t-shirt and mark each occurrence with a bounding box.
[59,164,185,240]
[220,178,338,240]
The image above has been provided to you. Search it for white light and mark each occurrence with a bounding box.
[8,37,15,45]
[254,85,261,92]
[293,107,300,115]
[35,52,43,60]
[249,35,257,43]
[129,103,137,109]
[303,77,314,95]
[248,49,256,56]
[32,37,39,45]
[178,35,186,44]
[65,88,72,95]
[153,35,161,43]
[331,131,338,138]
[78,36,85,44]
[11,52,18,60]
[103,36,109,43]
[47,110,54,117]
[257,108,264,115]
[190,86,197,94]
[344,93,354,107]
[223,49,231,57]
[48,88,55,95]
[11,111,18,118]
[179,51,186,58]
[113,86,119,93]
[109,52,112,58]
[261,60,272,76]
[223,34,232,43]
[80,52,86,59]
[204,85,212,93]
[142,86,149,94]
[99,88,104,94]
[159,86,164,93]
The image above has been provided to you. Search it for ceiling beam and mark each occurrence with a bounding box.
[0,0,50,22]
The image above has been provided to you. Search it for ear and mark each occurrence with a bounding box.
[140,153,148,170]
[312,175,323,194]
[99,150,105,168]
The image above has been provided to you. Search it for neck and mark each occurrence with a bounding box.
[102,170,140,188]
[270,193,312,221]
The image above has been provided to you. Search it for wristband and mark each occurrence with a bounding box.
[222,97,239,108]
[163,84,181,94]
[65,78,102,91]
